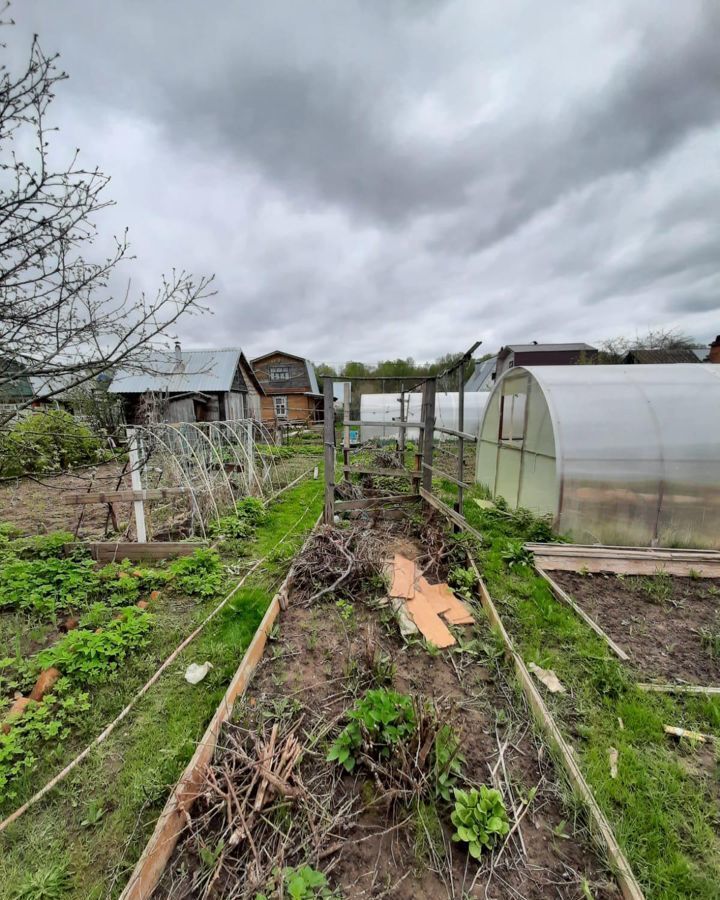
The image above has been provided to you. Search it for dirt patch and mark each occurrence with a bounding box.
[0,462,133,540]
[553,571,720,685]
[158,527,617,899]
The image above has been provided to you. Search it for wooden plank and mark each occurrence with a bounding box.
[419,488,484,545]
[342,419,424,428]
[636,682,720,696]
[432,425,478,442]
[526,543,720,559]
[465,556,645,900]
[88,542,207,563]
[536,567,630,662]
[334,494,419,511]
[323,376,335,525]
[343,465,417,479]
[421,463,471,489]
[63,488,188,505]
[533,554,720,578]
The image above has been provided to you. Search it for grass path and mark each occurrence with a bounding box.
[457,485,720,900]
[0,475,323,899]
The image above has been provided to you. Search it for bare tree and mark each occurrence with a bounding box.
[595,327,698,363]
[0,7,214,426]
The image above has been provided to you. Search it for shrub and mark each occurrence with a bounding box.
[0,409,107,477]
[451,786,510,858]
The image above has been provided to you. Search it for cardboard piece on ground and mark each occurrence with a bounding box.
[405,594,456,648]
[388,554,416,600]
[419,579,475,625]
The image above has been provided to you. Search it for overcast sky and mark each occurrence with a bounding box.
[9,1,720,365]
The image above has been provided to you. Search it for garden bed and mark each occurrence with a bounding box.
[551,571,720,685]
[156,521,617,899]
[0,476,323,899]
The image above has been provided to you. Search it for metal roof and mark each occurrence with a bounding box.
[623,348,702,364]
[465,356,497,391]
[306,360,320,394]
[503,343,596,353]
[108,348,243,394]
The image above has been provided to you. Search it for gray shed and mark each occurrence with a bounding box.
[109,345,264,424]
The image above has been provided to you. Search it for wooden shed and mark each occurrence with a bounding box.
[109,344,264,425]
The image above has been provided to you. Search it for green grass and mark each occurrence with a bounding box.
[0,475,323,899]
[457,486,720,900]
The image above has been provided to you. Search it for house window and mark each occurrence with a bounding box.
[269,365,290,381]
[274,395,288,418]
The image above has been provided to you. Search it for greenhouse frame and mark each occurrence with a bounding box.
[475,364,720,548]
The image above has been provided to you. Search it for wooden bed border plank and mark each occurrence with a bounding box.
[87,542,207,563]
[536,566,630,662]
[637,682,720,696]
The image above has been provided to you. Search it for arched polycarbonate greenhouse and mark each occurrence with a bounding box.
[475,364,720,548]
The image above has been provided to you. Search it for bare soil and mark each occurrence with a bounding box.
[553,571,720,685]
[159,534,617,898]
[0,462,132,540]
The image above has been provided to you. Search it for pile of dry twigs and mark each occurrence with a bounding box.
[161,711,355,899]
[290,525,391,606]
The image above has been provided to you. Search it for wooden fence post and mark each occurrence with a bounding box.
[127,428,147,543]
[323,377,335,524]
[343,382,350,482]
[420,378,436,495]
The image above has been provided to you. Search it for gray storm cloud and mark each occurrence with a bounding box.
[8,0,720,362]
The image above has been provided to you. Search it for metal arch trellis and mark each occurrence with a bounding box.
[127,419,284,539]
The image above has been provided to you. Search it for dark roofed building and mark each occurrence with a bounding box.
[622,348,704,365]
[496,342,597,379]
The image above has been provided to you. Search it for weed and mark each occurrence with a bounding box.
[327,689,417,772]
[334,598,355,627]
[700,624,720,660]
[413,800,446,867]
[500,541,534,569]
[11,862,72,899]
[451,785,510,858]
[631,571,672,604]
[432,723,465,802]
[257,865,335,899]
[80,800,105,829]
[167,548,224,597]
[448,566,476,600]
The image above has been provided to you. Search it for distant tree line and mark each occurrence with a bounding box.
[314,352,493,381]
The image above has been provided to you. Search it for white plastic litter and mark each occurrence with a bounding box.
[184,662,213,684]
[528,662,566,693]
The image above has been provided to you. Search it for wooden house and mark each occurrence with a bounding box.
[109,344,264,424]
[251,351,323,425]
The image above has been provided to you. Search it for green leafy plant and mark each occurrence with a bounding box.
[451,786,510,858]
[167,548,223,597]
[448,566,476,599]
[199,838,225,869]
[80,799,105,829]
[0,556,99,617]
[327,688,417,772]
[500,540,534,569]
[283,865,332,899]
[35,606,153,684]
[432,723,465,801]
[11,862,73,899]
[0,678,90,799]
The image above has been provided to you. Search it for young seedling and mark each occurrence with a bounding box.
[451,786,510,858]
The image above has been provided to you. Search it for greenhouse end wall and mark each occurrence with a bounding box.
[476,364,720,549]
